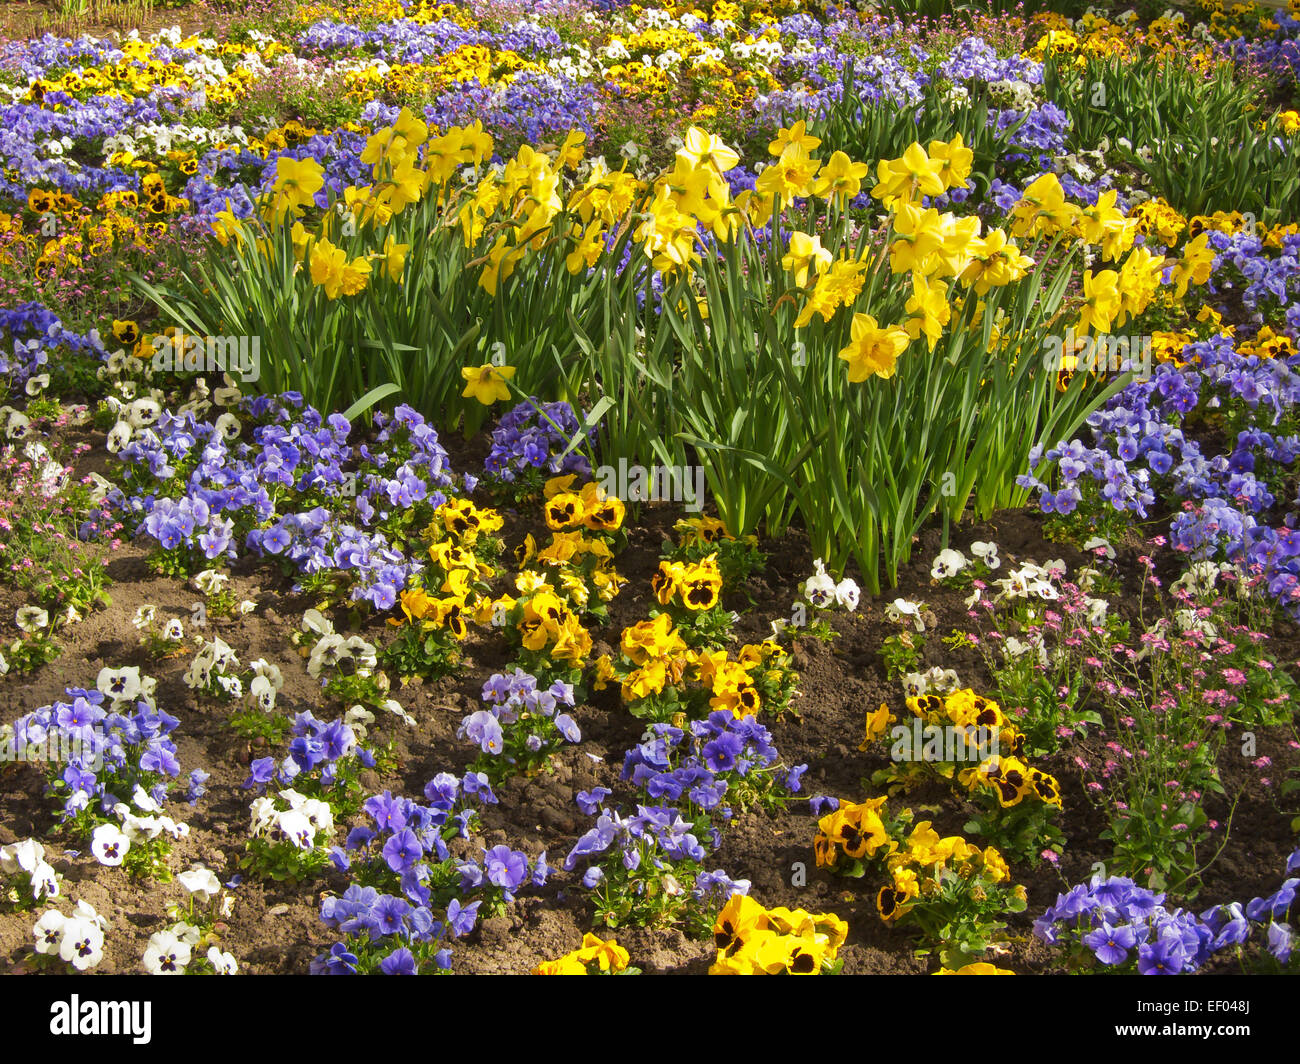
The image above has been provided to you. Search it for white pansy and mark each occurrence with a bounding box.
[106,420,133,453]
[90,824,130,866]
[931,548,967,581]
[143,928,191,975]
[301,608,334,638]
[885,598,926,633]
[249,674,277,711]
[59,914,105,971]
[1,837,44,875]
[379,699,415,727]
[194,569,228,594]
[802,559,836,607]
[16,606,49,631]
[32,909,68,955]
[97,665,142,704]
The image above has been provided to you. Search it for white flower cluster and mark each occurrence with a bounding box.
[144,921,237,975]
[183,635,241,697]
[1,838,60,901]
[133,604,186,644]
[102,120,249,160]
[249,789,335,851]
[885,598,931,633]
[901,666,961,700]
[247,658,285,712]
[33,900,109,971]
[930,541,1001,581]
[295,610,413,735]
[801,558,860,611]
[304,608,377,679]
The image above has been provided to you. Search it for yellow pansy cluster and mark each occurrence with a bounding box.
[709,893,847,974]
[391,499,504,642]
[813,796,1019,925]
[902,691,1063,810]
[875,820,1013,923]
[512,475,629,616]
[592,609,794,720]
[16,188,170,278]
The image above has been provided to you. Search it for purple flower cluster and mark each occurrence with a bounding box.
[938,35,1042,85]
[1018,330,1300,616]
[312,773,501,974]
[297,16,566,64]
[360,72,603,155]
[997,101,1069,168]
[114,396,464,610]
[243,711,368,793]
[459,669,580,762]
[314,886,455,974]
[457,844,550,904]
[1036,853,1299,972]
[564,803,710,882]
[483,398,592,483]
[0,301,107,401]
[332,780,484,890]
[11,684,184,821]
[623,712,806,819]
[1203,229,1300,312]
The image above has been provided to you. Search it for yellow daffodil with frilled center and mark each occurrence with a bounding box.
[872,143,945,207]
[460,363,515,405]
[959,229,1033,296]
[678,127,739,175]
[271,156,325,214]
[374,235,409,283]
[904,274,951,351]
[929,133,973,191]
[794,255,867,327]
[308,237,371,299]
[1076,268,1122,335]
[812,150,869,205]
[781,230,832,288]
[1009,172,1078,239]
[888,199,946,275]
[837,313,911,382]
[768,120,820,158]
[1115,246,1167,327]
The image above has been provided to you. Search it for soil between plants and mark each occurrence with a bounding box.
[2,432,1297,975]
